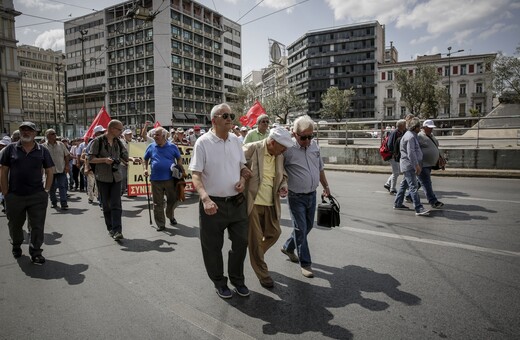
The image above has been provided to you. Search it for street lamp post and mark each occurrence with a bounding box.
[446,46,464,119]
[56,63,63,135]
[80,29,88,130]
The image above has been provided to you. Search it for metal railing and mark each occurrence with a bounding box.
[313,115,520,148]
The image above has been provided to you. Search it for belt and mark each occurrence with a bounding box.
[289,190,315,196]
[209,193,243,202]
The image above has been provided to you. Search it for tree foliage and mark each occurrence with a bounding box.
[319,87,356,122]
[492,45,520,102]
[263,88,305,124]
[394,65,444,119]
[230,83,261,117]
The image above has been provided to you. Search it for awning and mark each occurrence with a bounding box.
[185,114,198,120]
[173,113,187,120]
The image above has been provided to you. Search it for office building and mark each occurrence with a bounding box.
[64,0,241,130]
[0,0,22,135]
[287,21,385,120]
[17,45,65,134]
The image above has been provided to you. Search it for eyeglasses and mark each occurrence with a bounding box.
[216,113,235,120]
[297,133,314,141]
[259,120,269,124]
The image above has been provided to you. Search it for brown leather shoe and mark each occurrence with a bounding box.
[260,277,274,288]
[281,248,299,263]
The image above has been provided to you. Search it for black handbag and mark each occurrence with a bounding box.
[317,194,340,228]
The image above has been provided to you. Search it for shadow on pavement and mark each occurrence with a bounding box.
[118,238,176,252]
[232,264,420,339]
[17,256,88,285]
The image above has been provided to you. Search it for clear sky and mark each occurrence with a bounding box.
[15,0,520,76]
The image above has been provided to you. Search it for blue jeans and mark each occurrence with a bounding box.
[395,169,424,212]
[50,173,68,205]
[283,191,316,267]
[418,167,438,205]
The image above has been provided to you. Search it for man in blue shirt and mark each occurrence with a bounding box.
[0,122,54,264]
[144,127,183,230]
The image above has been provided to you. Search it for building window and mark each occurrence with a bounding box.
[401,106,406,117]
[459,83,466,95]
[459,103,466,116]
[381,72,386,80]
[452,65,458,75]
[476,83,483,93]
[475,102,482,113]
[387,71,393,81]
[460,64,466,75]
[444,66,450,76]
[469,64,474,73]
[387,88,393,98]
[386,106,393,117]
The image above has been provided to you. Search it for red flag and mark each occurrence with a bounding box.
[153,121,161,128]
[83,106,111,141]
[240,100,266,127]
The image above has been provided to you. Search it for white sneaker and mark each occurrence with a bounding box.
[415,207,430,216]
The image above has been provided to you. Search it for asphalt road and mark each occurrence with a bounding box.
[1,172,519,340]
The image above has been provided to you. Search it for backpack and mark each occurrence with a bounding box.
[379,135,392,161]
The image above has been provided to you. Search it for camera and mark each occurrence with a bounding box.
[111,158,121,172]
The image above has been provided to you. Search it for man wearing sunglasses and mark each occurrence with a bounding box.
[190,103,253,299]
[244,114,270,144]
[280,115,331,278]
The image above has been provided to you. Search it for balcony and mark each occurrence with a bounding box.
[459,93,467,98]
[472,91,486,98]
[383,97,396,104]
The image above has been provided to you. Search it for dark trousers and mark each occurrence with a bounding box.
[72,165,84,190]
[199,197,248,289]
[97,180,123,233]
[6,191,48,256]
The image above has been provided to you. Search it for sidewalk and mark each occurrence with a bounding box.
[324,164,520,179]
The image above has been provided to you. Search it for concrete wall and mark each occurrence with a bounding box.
[320,146,520,170]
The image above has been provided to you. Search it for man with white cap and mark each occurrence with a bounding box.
[418,119,445,209]
[243,127,292,288]
[238,126,248,143]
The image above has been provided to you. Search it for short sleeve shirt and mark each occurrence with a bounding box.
[283,139,324,194]
[0,141,54,195]
[87,135,129,183]
[189,130,246,197]
[43,141,70,173]
[144,141,181,181]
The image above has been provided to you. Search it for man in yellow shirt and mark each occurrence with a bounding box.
[243,127,293,288]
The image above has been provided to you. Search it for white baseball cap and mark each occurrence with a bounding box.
[269,127,294,148]
[423,119,436,128]
[93,125,106,134]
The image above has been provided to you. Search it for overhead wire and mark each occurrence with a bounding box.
[236,0,264,23]
[242,0,311,26]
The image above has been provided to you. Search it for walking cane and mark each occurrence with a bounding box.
[144,174,152,225]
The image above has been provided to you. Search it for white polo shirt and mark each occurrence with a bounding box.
[189,129,245,197]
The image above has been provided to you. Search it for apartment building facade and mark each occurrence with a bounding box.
[0,0,22,135]
[17,45,65,134]
[287,21,385,120]
[376,53,496,120]
[64,0,241,130]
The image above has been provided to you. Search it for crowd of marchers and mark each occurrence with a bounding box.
[0,104,331,301]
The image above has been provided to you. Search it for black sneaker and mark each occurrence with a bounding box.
[170,218,177,226]
[51,203,58,208]
[61,204,69,210]
[393,204,410,210]
[383,184,390,192]
[12,246,22,258]
[232,284,250,297]
[405,196,412,203]
[389,190,397,195]
[31,255,46,265]
[216,285,233,299]
[157,226,165,231]
[431,201,444,209]
[112,232,124,241]
[108,230,115,237]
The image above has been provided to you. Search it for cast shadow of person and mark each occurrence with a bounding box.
[17,257,88,285]
[233,264,420,339]
[118,238,176,253]
[23,230,63,246]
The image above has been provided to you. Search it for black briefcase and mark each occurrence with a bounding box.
[317,195,340,228]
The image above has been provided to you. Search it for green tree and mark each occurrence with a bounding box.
[230,83,260,118]
[263,88,305,124]
[492,44,520,102]
[319,87,356,122]
[394,65,444,118]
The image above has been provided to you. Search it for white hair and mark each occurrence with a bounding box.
[210,103,231,119]
[293,115,315,133]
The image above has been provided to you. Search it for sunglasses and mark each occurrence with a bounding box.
[216,113,235,120]
[297,133,314,141]
[259,120,269,124]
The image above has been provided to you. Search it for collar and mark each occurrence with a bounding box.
[208,128,231,143]
[16,140,40,151]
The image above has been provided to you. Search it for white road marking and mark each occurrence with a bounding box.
[377,191,520,204]
[341,226,520,257]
